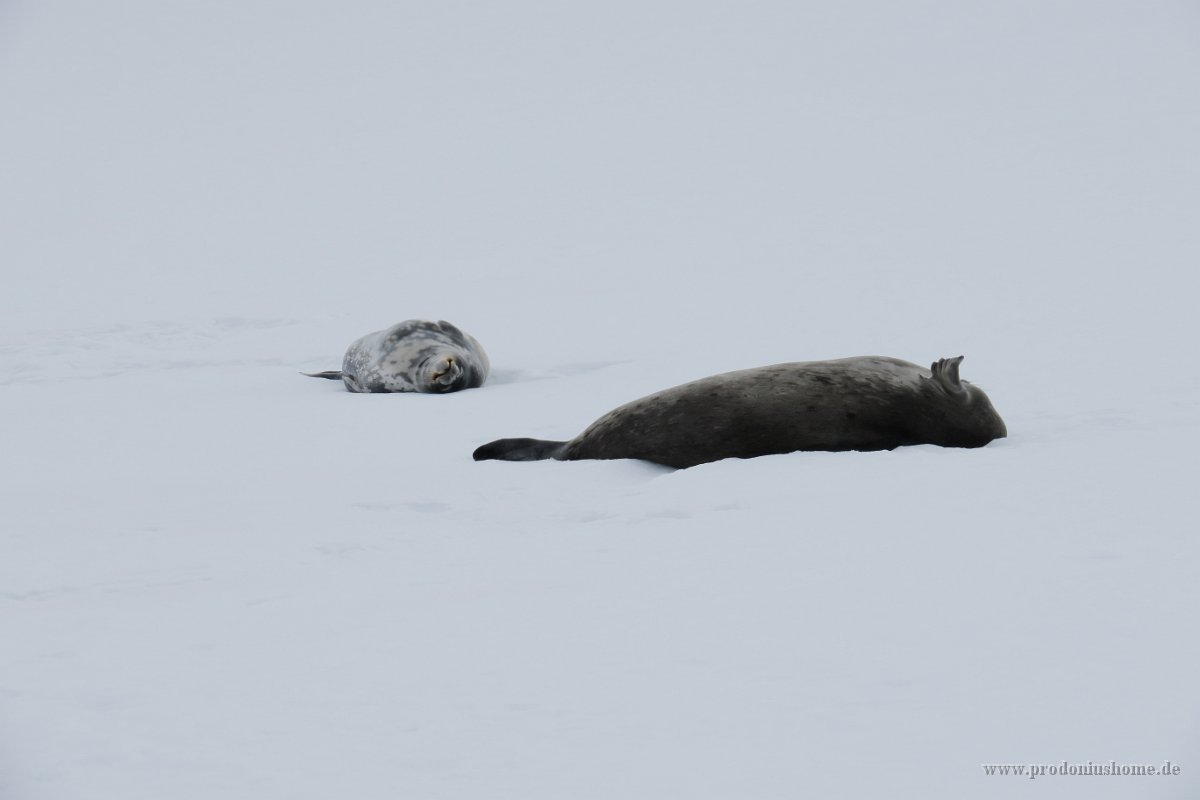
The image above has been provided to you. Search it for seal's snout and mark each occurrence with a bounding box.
[429,355,465,388]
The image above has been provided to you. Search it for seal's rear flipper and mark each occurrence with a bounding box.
[473,438,567,462]
[929,356,964,393]
[303,370,344,380]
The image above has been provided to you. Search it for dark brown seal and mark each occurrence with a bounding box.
[473,356,1006,469]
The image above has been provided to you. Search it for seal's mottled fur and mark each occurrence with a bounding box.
[474,356,1005,469]
[306,320,489,393]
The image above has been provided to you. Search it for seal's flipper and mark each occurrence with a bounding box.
[929,356,965,393]
[437,320,464,337]
[473,438,567,462]
[303,370,344,380]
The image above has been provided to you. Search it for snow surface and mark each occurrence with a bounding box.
[3,1,1199,798]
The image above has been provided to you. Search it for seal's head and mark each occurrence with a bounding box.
[926,356,1007,446]
[416,351,474,393]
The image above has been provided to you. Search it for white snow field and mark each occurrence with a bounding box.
[3,1,1199,798]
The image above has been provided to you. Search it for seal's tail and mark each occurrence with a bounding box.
[302,370,344,380]
[473,438,567,462]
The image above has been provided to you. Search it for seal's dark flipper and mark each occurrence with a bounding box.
[436,320,465,338]
[929,356,964,393]
[473,438,567,462]
[303,370,344,380]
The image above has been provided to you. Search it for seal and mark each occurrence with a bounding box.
[305,319,489,393]
[473,356,1006,468]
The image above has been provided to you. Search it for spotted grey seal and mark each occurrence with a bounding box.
[305,319,489,393]
[474,356,1006,468]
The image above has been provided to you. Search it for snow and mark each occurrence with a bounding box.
[3,1,1199,798]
